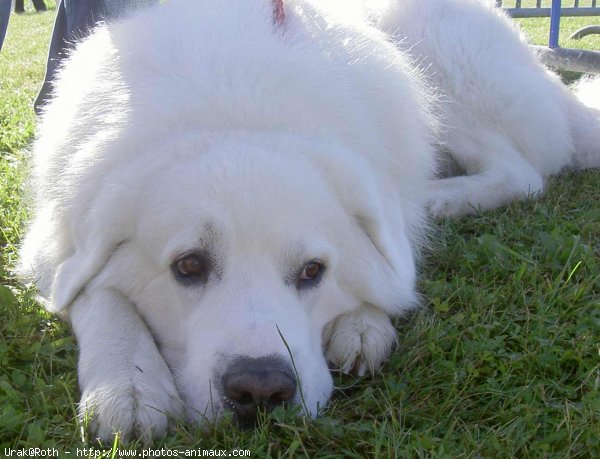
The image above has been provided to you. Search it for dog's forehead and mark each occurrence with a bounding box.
[149,143,338,211]
[137,141,349,253]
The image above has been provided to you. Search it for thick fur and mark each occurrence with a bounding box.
[19,0,600,442]
[374,0,600,216]
[20,0,434,442]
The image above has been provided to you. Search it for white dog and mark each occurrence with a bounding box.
[376,0,600,216]
[19,0,599,442]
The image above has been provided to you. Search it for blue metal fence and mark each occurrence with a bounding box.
[499,0,600,18]
[550,0,563,48]
[497,0,600,72]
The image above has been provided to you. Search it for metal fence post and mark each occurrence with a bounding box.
[549,0,562,48]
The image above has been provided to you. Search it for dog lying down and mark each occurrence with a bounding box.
[19,0,600,442]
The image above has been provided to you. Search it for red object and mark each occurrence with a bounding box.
[273,0,285,26]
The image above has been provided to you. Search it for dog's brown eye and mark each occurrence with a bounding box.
[300,262,322,281]
[296,260,325,290]
[172,252,212,285]
[177,255,204,277]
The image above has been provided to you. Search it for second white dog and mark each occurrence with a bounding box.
[383,0,600,216]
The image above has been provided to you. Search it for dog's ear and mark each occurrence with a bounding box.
[50,231,127,312]
[20,189,134,313]
[344,200,420,316]
[310,150,421,315]
[50,193,134,312]
[19,211,125,314]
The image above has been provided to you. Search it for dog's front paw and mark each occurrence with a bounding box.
[323,305,397,376]
[428,192,474,218]
[80,365,184,444]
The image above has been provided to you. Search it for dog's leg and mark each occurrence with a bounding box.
[568,78,600,170]
[70,288,184,444]
[323,304,397,376]
[430,132,544,217]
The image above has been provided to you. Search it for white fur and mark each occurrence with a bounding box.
[323,304,398,376]
[20,0,433,441]
[376,0,600,215]
[19,0,600,442]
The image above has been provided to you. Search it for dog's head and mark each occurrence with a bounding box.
[41,133,419,424]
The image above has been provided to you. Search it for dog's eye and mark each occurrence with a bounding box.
[297,260,325,289]
[300,262,321,280]
[177,256,203,276]
[172,253,210,285]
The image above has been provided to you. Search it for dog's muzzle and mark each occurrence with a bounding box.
[221,355,296,426]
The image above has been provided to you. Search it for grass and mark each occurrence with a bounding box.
[0,6,599,459]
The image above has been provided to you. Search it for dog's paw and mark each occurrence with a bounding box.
[428,191,476,218]
[80,365,184,444]
[323,305,397,376]
[429,196,459,218]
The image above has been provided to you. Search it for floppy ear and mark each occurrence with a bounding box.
[48,189,134,313]
[51,232,128,312]
[345,202,420,316]
[353,212,405,273]
[18,204,127,314]
[309,149,422,315]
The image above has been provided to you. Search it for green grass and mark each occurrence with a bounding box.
[1,7,599,459]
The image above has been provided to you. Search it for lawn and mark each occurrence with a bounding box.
[0,5,599,459]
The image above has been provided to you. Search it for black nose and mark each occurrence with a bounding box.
[222,356,296,424]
